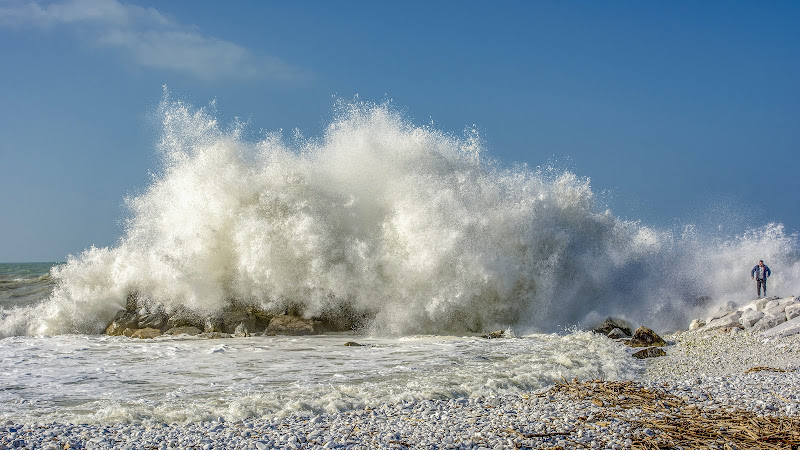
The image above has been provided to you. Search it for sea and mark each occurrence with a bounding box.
[2,97,799,425]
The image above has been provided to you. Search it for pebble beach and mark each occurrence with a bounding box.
[3,328,799,449]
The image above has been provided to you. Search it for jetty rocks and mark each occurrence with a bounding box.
[690,296,800,337]
[105,294,347,338]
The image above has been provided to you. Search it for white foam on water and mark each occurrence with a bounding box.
[1,95,799,337]
[0,332,638,424]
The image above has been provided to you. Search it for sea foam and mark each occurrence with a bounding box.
[2,96,799,336]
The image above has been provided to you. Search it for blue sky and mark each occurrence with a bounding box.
[1,0,798,262]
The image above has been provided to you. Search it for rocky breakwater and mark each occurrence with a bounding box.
[104,294,351,338]
[690,295,800,337]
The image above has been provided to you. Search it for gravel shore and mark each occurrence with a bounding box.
[2,332,800,449]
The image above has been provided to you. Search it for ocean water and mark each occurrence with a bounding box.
[1,96,799,424]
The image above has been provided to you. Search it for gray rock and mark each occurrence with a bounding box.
[704,312,742,331]
[751,312,785,332]
[739,309,764,329]
[706,301,739,323]
[688,319,705,330]
[786,303,800,321]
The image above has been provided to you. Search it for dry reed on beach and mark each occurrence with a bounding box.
[548,379,800,449]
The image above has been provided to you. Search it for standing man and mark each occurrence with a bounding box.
[751,260,771,298]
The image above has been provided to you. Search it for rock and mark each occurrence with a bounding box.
[266,315,319,335]
[199,332,232,339]
[632,347,667,359]
[626,326,667,348]
[164,326,202,336]
[481,330,506,339]
[592,317,632,337]
[166,312,204,330]
[786,303,800,321]
[606,328,629,339]
[233,322,250,337]
[343,341,363,346]
[204,317,224,333]
[131,328,162,339]
[705,301,739,324]
[750,297,771,312]
[105,310,139,336]
[750,313,785,332]
[221,307,272,334]
[705,312,742,331]
[739,309,764,329]
[688,319,705,330]
[137,311,168,330]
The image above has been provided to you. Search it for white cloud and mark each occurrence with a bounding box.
[0,0,306,82]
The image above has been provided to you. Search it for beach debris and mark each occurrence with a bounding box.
[550,379,800,449]
[632,347,667,359]
[625,326,667,348]
[745,366,794,373]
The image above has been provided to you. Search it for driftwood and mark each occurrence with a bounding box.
[745,366,795,373]
[547,379,800,449]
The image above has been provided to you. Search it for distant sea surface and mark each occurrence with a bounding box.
[0,262,59,309]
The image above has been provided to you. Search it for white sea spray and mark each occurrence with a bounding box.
[1,96,799,337]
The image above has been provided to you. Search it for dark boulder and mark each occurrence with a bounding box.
[626,326,667,348]
[592,317,632,337]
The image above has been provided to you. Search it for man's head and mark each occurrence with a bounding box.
[759,260,764,266]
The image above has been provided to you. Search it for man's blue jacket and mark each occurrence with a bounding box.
[751,264,771,279]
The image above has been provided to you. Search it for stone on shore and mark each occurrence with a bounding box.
[632,347,667,359]
[688,319,705,330]
[626,326,667,348]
